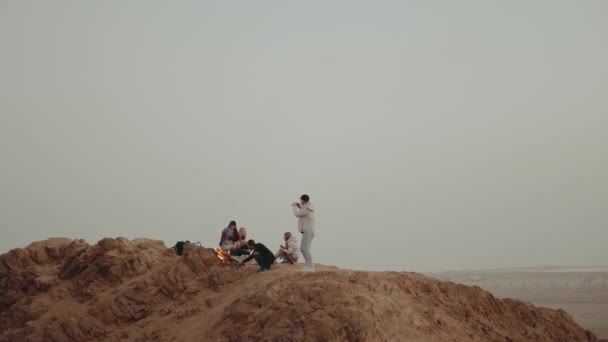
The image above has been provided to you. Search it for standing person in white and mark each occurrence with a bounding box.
[292,194,316,272]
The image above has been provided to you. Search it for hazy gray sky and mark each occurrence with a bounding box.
[1,1,607,272]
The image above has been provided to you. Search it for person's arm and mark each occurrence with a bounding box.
[242,251,255,264]
[219,230,227,246]
[292,206,311,218]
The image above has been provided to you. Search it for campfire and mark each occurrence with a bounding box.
[213,248,237,265]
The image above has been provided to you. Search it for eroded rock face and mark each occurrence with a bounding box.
[0,238,598,342]
[213,271,597,342]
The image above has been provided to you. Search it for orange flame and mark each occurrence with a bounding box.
[213,248,232,264]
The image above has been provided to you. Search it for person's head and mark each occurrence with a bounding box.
[228,221,237,230]
[283,232,291,241]
[239,227,247,239]
[246,239,256,250]
[299,194,310,205]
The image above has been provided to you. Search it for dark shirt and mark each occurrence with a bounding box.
[242,243,276,265]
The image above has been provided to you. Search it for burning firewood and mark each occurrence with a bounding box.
[213,248,239,265]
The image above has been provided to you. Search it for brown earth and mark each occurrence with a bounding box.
[431,269,608,339]
[0,238,598,341]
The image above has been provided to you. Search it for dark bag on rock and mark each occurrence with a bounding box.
[173,241,190,256]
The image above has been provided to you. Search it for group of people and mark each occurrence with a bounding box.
[218,194,316,273]
[218,223,250,256]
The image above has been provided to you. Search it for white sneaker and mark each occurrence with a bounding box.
[301,267,315,272]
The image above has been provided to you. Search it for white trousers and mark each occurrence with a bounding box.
[300,231,315,269]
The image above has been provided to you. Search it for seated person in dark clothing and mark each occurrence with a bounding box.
[239,240,276,272]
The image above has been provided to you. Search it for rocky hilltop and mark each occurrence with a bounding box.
[0,238,597,341]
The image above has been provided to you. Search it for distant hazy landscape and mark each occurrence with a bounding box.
[430,266,608,339]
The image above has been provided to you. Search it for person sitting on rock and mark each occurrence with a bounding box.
[239,239,276,272]
[275,232,299,264]
[219,221,240,251]
[230,227,250,256]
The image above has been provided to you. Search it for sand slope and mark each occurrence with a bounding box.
[431,269,608,339]
[0,238,598,341]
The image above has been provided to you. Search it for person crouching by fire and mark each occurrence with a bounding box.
[239,240,276,272]
[275,232,299,264]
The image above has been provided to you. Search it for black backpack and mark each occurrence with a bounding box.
[173,241,190,256]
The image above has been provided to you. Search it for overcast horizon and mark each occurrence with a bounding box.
[1,1,607,272]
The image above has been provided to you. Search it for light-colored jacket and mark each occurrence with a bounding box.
[293,202,316,233]
[286,235,300,260]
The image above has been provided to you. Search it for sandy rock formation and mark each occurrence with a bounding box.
[0,238,597,341]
